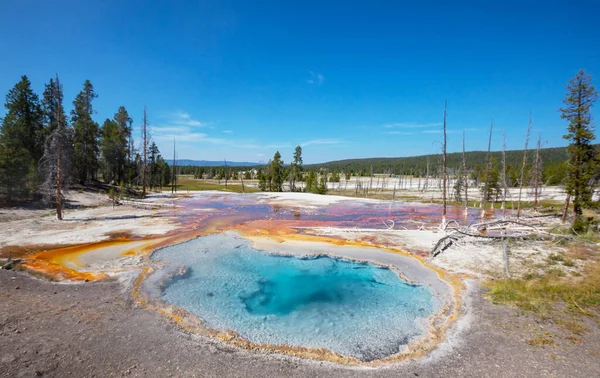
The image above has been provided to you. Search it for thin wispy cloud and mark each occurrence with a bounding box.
[169,111,209,127]
[307,71,324,85]
[301,139,341,147]
[152,111,212,142]
[382,122,442,129]
[222,130,233,134]
[384,131,414,135]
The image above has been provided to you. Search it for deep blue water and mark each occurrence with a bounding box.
[152,234,436,361]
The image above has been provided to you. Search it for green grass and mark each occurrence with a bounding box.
[486,257,600,317]
[162,176,260,194]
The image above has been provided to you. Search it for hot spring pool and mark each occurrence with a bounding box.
[151,234,439,361]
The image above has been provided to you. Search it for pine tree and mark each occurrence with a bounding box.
[72,80,99,184]
[0,76,44,199]
[318,173,328,194]
[305,171,317,193]
[290,145,303,191]
[113,106,132,184]
[258,169,267,191]
[480,157,501,202]
[39,75,73,219]
[270,151,284,192]
[99,119,120,183]
[560,70,598,229]
[148,141,160,189]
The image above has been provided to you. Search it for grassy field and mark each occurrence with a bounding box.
[162,176,260,194]
[485,241,600,339]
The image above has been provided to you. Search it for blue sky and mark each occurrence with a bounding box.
[1,1,599,164]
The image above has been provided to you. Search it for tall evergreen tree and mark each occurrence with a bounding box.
[39,75,73,220]
[560,70,598,228]
[289,145,303,191]
[72,80,99,184]
[99,118,120,183]
[0,76,44,199]
[270,151,284,192]
[148,141,160,189]
[42,77,65,136]
[113,106,132,184]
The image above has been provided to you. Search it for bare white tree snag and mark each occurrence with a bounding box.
[561,193,571,223]
[172,138,176,194]
[369,165,373,194]
[517,114,532,218]
[40,75,72,220]
[141,106,149,197]
[442,100,448,226]
[501,128,508,218]
[481,118,494,218]
[533,135,542,211]
[462,131,468,222]
[533,134,542,211]
[224,159,228,189]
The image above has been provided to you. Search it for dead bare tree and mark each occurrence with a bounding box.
[561,194,571,223]
[141,106,149,197]
[517,114,532,218]
[501,128,508,217]
[532,134,542,211]
[224,159,228,189]
[39,75,73,220]
[369,165,373,194]
[171,138,177,193]
[442,101,448,226]
[481,118,494,218]
[462,131,468,221]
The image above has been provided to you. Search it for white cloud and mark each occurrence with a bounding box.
[301,139,341,147]
[382,122,442,129]
[384,131,413,135]
[222,130,233,134]
[307,71,324,85]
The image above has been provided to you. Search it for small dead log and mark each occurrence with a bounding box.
[2,258,22,270]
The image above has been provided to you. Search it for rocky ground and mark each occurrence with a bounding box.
[1,269,599,378]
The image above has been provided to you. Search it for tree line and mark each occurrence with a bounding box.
[0,75,171,216]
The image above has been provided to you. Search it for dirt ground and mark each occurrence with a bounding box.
[1,270,599,378]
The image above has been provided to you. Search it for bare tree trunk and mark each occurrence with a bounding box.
[462,131,468,222]
[481,119,494,218]
[501,128,508,218]
[56,137,63,220]
[533,135,541,211]
[142,106,148,197]
[517,114,532,218]
[561,193,571,223]
[425,157,430,192]
[224,159,228,189]
[369,165,373,193]
[172,138,176,194]
[442,101,447,226]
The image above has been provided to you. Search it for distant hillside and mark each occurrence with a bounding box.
[169,159,262,167]
[305,145,576,174]
[303,145,599,186]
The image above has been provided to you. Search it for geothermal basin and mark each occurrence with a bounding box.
[146,231,455,363]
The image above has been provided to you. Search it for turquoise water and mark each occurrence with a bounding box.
[152,234,437,361]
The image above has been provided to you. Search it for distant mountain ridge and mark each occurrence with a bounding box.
[168,159,262,167]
